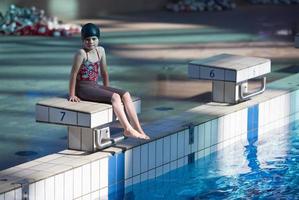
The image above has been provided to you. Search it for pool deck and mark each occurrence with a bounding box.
[1,4,299,197]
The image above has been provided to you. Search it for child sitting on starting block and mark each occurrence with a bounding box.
[68,23,150,140]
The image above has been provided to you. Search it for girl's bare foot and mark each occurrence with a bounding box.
[138,130,150,140]
[124,128,148,139]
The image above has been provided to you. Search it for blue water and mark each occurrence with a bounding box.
[124,122,299,200]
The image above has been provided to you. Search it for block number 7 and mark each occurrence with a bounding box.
[60,111,66,121]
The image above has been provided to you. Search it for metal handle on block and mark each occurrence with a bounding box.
[95,128,110,149]
[240,77,266,100]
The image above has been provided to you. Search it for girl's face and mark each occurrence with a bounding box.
[83,36,99,50]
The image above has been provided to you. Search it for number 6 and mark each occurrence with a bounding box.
[210,70,215,78]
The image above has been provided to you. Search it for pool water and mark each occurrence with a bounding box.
[124,121,299,200]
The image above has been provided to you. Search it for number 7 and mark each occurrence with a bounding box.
[60,111,66,121]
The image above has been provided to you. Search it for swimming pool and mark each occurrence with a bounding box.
[123,121,299,200]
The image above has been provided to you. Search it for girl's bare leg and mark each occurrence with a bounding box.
[122,92,150,139]
[111,93,144,139]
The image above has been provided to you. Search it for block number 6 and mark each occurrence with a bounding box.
[210,70,215,78]
[60,111,66,121]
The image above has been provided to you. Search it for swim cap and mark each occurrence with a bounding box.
[81,23,100,39]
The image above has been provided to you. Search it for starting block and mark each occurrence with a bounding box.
[188,54,271,104]
[36,97,141,151]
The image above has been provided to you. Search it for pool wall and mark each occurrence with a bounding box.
[1,86,299,200]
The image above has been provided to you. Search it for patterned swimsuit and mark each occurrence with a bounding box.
[75,48,126,104]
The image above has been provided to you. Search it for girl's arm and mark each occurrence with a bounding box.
[99,47,109,87]
[69,50,84,102]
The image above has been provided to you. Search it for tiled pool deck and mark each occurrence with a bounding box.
[1,4,299,199]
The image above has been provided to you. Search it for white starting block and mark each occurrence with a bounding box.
[188,54,271,104]
[36,97,141,151]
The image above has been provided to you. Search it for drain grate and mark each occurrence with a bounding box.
[15,151,38,156]
[154,107,174,111]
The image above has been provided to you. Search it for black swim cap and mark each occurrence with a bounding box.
[81,23,100,39]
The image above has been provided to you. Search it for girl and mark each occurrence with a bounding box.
[69,23,150,140]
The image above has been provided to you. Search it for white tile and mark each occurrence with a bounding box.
[269,98,276,124]
[217,142,224,152]
[177,131,185,158]
[55,173,64,200]
[108,108,113,122]
[163,136,171,164]
[284,93,291,117]
[77,113,91,127]
[212,80,225,102]
[170,133,178,161]
[235,111,242,136]
[156,139,163,167]
[73,167,82,198]
[198,124,205,151]
[155,166,163,178]
[49,107,77,125]
[223,114,231,141]
[184,129,190,156]
[4,190,14,200]
[99,187,108,200]
[45,177,55,200]
[64,170,74,200]
[204,121,211,148]
[125,149,133,179]
[229,113,237,139]
[125,178,133,188]
[140,172,148,182]
[170,160,177,171]
[82,194,91,200]
[68,126,81,150]
[132,146,141,176]
[15,188,22,200]
[148,169,155,180]
[90,110,109,128]
[99,158,108,188]
[36,180,45,200]
[211,119,218,145]
[132,175,140,185]
[177,158,185,168]
[211,145,217,154]
[36,105,49,122]
[191,126,198,153]
[81,128,93,152]
[259,102,265,128]
[263,100,270,127]
[163,164,170,174]
[236,68,248,83]
[140,144,149,173]
[91,190,100,200]
[204,147,211,157]
[82,163,91,195]
[148,142,156,170]
[195,150,205,160]
[184,156,188,166]
[241,109,248,135]
[0,194,4,200]
[29,183,36,200]
[217,117,224,143]
[91,160,100,191]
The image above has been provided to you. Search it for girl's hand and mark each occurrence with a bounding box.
[69,95,81,102]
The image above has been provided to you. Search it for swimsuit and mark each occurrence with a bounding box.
[76,48,126,104]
